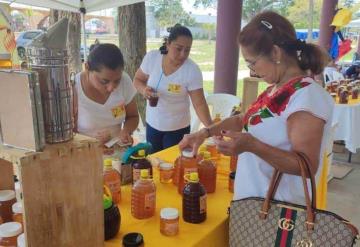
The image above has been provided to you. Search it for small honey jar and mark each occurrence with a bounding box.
[159,163,174,184]
[160,208,179,236]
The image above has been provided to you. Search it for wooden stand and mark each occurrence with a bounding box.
[242,77,260,113]
[0,134,104,247]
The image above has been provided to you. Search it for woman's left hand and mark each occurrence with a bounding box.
[214,130,255,156]
[119,129,134,145]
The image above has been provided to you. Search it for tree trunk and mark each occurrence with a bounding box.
[118,3,147,127]
[49,10,82,74]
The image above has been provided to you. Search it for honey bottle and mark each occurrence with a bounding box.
[131,169,156,219]
[103,159,121,204]
[177,149,198,194]
[182,172,206,224]
[198,151,217,193]
[132,149,153,183]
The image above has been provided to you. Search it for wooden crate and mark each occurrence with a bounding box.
[242,77,260,113]
[0,134,104,247]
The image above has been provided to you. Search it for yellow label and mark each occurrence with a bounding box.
[111,104,125,119]
[167,83,182,94]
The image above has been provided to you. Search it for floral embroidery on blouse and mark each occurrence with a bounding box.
[243,77,311,131]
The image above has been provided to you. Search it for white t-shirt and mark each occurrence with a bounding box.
[75,71,137,138]
[234,77,334,205]
[140,50,203,131]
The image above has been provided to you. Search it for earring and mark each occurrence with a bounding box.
[276,61,281,64]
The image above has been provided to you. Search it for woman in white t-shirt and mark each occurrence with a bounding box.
[179,11,334,205]
[133,24,212,153]
[74,44,139,145]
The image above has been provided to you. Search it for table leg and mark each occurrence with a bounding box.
[348,152,352,163]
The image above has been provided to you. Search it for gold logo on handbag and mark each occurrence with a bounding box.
[278,218,295,231]
[296,239,313,247]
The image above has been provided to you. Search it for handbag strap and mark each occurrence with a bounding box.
[260,152,317,230]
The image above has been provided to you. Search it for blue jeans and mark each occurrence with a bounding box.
[146,123,190,153]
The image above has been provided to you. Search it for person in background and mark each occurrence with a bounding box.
[133,24,212,153]
[179,11,334,205]
[344,63,360,79]
[74,43,139,145]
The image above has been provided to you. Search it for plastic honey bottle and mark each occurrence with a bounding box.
[132,149,153,183]
[182,172,207,224]
[131,169,156,219]
[177,149,198,194]
[103,159,121,204]
[198,151,217,193]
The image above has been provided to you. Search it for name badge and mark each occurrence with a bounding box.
[168,83,182,94]
[111,104,125,119]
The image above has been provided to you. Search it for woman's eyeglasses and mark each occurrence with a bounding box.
[245,54,263,71]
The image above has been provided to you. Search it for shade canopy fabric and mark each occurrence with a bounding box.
[0,0,144,12]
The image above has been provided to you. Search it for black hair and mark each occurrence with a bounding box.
[159,24,193,54]
[87,43,124,71]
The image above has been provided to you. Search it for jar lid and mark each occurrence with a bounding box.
[160,208,179,220]
[12,202,23,214]
[0,53,11,59]
[122,232,144,247]
[159,163,173,170]
[205,137,215,146]
[0,222,22,237]
[182,149,194,158]
[17,233,26,247]
[0,190,15,201]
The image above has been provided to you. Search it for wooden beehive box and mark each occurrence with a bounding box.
[0,134,104,247]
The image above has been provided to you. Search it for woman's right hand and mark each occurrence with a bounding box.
[142,86,154,100]
[178,129,208,154]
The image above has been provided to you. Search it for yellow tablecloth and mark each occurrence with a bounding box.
[105,145,232,247]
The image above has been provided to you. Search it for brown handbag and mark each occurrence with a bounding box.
[229,152,359,246]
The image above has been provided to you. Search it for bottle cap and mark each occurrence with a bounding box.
[160,208,179,220]
[12,202,23,214]
[0,222,22,238]
[159,163,173,170]
[138,149,145,157]
[189,172,199,182]
[103,185,113,209]
[140,169,149,179]
[103,159,113,168]
[122,232,144,247]
[0,190,15,201]
[182,149,194,158]
[202,151,211,160]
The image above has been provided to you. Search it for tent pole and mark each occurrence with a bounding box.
[80,0,87,62]
[81,12,87,62]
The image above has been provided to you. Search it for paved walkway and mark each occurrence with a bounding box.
[202,70,250,81]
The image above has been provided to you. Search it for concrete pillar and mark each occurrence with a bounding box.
[214,0,243,95]
[318,0,338,51]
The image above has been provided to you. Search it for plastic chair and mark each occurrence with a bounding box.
[191,93,241,132]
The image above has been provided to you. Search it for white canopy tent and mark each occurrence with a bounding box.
[0,0,145,59]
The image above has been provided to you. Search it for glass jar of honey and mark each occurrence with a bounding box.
[352,88,359,99]
[159,163,174,184]
[0,222,22,246]
[160,208,179,236]
[0,190,16,223]
[0,53,12,69]
[12,203,23,227]
[205,138,220,160]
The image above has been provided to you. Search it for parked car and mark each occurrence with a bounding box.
[16,30,44,59]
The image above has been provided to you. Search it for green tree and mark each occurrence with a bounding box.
[150,0,195,28]
[201,23,216,43]
[287,0,322,29]
[193,0,294,21]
